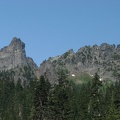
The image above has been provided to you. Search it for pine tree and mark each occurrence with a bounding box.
[77,83,91,120]
[88,73,102,120]
[33,75,51,120]
[48,69,73,120]
[106,91,116,120]
[113,81,120,119]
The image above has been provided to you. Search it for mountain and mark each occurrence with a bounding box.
[0,37,38,84]
[0,37,120,84]
[0,37,38,70]
[1,37,120,119]
[39,43,120,83]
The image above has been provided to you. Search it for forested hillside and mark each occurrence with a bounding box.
[0,68,120,120]
[0,38,120,119]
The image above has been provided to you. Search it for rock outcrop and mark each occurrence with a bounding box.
[0,37,38,71]
[39,43,120,83]
[0,37,120,84]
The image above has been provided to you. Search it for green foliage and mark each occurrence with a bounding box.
[68,73,92,84]
[1,70,120,119]
[106,93,116,120]
[33,75,51,120]
[0,70,36,120]
[63,51,70,59]
[88,73,102,119]
[48,69,74,120]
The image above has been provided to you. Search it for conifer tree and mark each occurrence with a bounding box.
[88,73,102,120]
[48,69,73,120]
[33,75,51,120]
[106,91,116,120]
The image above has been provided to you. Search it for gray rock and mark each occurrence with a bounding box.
[0,37,37,71]
[39,43,120,83]
[0,37,119,84]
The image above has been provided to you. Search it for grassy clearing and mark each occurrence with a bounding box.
[67,73,93,84]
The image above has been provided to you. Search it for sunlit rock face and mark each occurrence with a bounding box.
[39,43,120,82]
[0,37,37,71]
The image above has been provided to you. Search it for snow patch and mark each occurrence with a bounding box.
[72,74,75,77]
[99,78,103,81]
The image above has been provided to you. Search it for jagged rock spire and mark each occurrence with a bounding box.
[0,37,37,71]
[10,37,25,49]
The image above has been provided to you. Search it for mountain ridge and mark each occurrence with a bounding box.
[0,37,120,84]
[39,43,120,83]
[0,37,38,71]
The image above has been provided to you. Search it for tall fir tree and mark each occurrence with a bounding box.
[33,75,51,120]
[48,69,73,120]
[88,73,102,120]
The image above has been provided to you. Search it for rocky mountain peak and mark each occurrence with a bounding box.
[39,43,120,83]
[10,37,25,49]
[11,37,21,44]
[67,49,74,54]
[0,37,37,71]
[117,44,120,48]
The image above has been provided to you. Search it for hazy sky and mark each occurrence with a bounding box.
[0,0,120,66]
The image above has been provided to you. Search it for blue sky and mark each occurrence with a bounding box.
[0,0,120,66]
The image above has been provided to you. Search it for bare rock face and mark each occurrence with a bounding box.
[39,43,120,82]
[27,57,38,70]
[1,37,119,83]
[0,37,37,71]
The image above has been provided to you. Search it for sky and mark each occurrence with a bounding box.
[0,0,120,66]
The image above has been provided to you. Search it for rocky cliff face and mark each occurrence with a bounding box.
[0,37,120,84]
[0,37,38,71]
[39,43,120,83]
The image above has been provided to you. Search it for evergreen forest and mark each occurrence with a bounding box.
[0,68,120,120]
